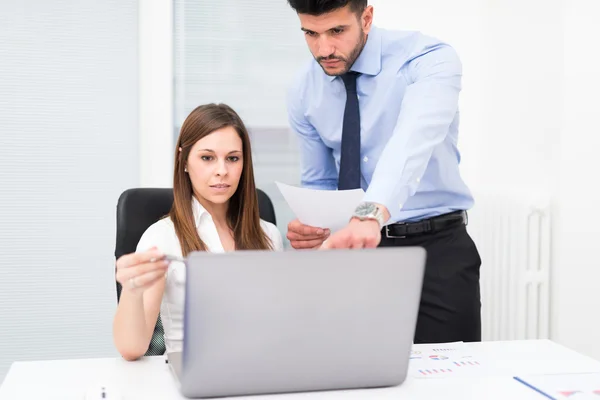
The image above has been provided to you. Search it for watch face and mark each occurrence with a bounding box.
[355,202,376,216]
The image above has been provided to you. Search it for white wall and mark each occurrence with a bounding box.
[551,0,600,361]
[0,0,139,381]
[140,0,174,188]
[478,0,561,195]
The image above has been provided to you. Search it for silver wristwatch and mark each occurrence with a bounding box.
[352,202,386,228]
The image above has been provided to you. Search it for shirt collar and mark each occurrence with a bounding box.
[327,25,382,82]
[191,196,210,228]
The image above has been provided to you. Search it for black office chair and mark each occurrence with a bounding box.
[114,187,276,356]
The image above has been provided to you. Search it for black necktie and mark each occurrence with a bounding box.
[338,72,361,190]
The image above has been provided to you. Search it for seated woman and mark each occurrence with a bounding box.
[113,103,283,360]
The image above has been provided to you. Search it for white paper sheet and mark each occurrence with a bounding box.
[275,182,364,232]
[514,373,600,399]
[408,341,497,379]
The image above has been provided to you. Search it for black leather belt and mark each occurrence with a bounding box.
[383,210,467,239]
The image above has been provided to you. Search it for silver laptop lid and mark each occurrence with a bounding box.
[180,247,426,398]
[167,351,183,383]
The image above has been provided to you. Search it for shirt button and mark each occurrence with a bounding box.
[363,156,369,162]
[416,177,421,183]
[399,203,403,209]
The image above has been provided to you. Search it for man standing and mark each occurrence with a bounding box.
[285,0,481,343]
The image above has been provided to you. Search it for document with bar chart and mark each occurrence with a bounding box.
[514,373,600,399]
[408,342,494,379]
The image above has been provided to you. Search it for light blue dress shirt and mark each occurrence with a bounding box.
[287,26,474,224]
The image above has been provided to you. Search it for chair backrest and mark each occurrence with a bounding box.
[114,187,277,355]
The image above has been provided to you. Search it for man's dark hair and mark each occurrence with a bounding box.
[287,0,367,16]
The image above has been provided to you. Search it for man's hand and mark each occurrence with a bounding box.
[321,218,382,249]
[287,219,330,249]
[321,202,389,249]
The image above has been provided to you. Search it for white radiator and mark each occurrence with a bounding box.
[466,190,551,341]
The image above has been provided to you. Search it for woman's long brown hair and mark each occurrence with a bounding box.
[169,103,273,256]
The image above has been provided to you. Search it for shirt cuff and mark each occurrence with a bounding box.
[363,182,411,225]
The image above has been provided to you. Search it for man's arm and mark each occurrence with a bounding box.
[363,43,463,222]
[286,76,335,249]
[287,79,338,191]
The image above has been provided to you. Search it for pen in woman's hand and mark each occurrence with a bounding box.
[149,254,185,263]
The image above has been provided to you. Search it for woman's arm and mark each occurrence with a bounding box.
[112,249,169,361]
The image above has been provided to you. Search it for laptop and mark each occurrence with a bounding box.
[168,247,426,398]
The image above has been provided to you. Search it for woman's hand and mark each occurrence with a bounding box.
[116,248,170,294]
[287,219,330,249]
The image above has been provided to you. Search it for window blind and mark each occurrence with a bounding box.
[0,0,139,381]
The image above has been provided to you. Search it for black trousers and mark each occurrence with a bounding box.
[379,223,482,343]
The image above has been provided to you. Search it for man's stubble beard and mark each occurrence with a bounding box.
[317,29,367,76]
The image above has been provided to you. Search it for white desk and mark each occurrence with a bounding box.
[2,340,600,400]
